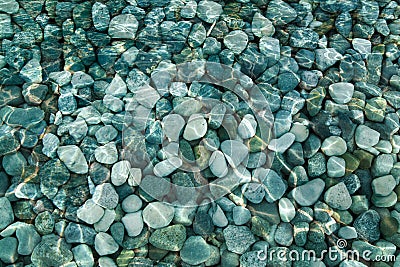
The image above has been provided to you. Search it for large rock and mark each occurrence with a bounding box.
[31,235,73,267]
[57,145,88,174]
[0,197,14,231]
[108,14,138,39]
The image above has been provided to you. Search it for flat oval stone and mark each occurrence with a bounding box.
[224,30,248,54]
[121,211,143,237]
[329,82,354,104]
[162,114,185,142]
[321,136,347,156]
[183,114,207,141]
[143,202,175,229]
[238,114,257,139]
[324,182,352,210]
[221,140,249,168]
[209,150,228,178]
[355,125,380,149]
[94,232,118,256]
[279,198,296,222]
[180,236,211,265]
[290,178,325,206]
[149,224,186,251]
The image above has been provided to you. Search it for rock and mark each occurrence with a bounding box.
[223,225,256,254]
[162,114,185,142]
[327,156,346,178]
[183,114,207,141]
[31,234,73,267]
[111,160,131,186]
[290,178,325,206]
[212,204,228,227]
[315,48,342,71]
[266,0,297,26]
[106,74,127,98]
[149,224,186,251]
[355,125,380,149]
[95,232,119,256]
[0,197,14,231]
[329,82,354,104]
[16,223,41,255]
[0,236,17,263]
[153,157,182,177]
[92,2,110,32]
[196,0,222,23]
[262,169,287,203]
[121,211,143,237]
[35,211,54,235]
[0,14,13,39]
[353,210,381,242]
[324,182,352,210]
[238,114,257,139]
[94,142,118,165]
[209,150,228,178]
[290,28,319,49]
[122,194,142,213]
[181,236,211,265]
[108,14,138,39]
[20,59,42,83]
[58,93,77,114]
[221,140,249,168]
[0,0,19,14]
[352,38,371,56]
[208,104,226,129]
[92,183,119,209]
[95,125,118,144]
[57,145,88,174]
[94,209,115,233]
[279,198,296,222]
[143,202,174,229]
[232,206,251,225]
[372,175,396,197]
[338,226,358,239]
[268,133,295,153]
[64,222,97,245]
[275,222,293,246]
[224,30,248,54]
[77,199,105,224]
[2,152,26,176]
[188,23,206,48]
[42,133,59,158]
[240,251,267,267]
[72,244,94,267]
[372,154,394,177]
[71,71,94,89]
[252,12,274,38]
[242,183,265,204]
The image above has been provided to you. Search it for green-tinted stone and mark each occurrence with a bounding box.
[246,135,268,152]
[353,149,374,169]
[365,97,386,122]
[350,195,369,214]
[116,249,135,267]
[194,145,211,169]
[306,87,326,117]
[342,153,360,174]
[149,225,186,251]
[380,216,399,238]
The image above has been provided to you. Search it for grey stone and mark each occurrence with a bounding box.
[111,160,131,186]
[149,224,186,251]
[106,74,127,98]
[92,183,119,209]
[223,225,256,254]
[221,140,249,168]
[94,142,118,165]
[153,157,182,177]
[64,223,96,245]
[252,12,274,37]
[196,0,222,23]
[224,30,248,54]
[180,236,211,265]
[355,125,380,149]
[143,202,174,229]
[92,2,110,32]
[353,210,380,242]
[372,175,396,197]
[31,234,73,267]
[315,48,342,71]
[209,150,228,178]
[324,182,352,210]
[77,199,105,225]
[232,206,251,225]
[0,0,19,14]
[57,145,88,174]
[71,71,94,89]
[290,178,325,206]
[268,132,295,153]
[2,152,27,176]
[94,209,116,232]
[238,114,257,139]
[95,232,119,256]
[72,244,94,267]
[279,198,296,222]
[20,59,42,83]
[121,211,143,237]
[329,82,354,104]
[183,114,207,141]
[42,133,59,158]
[122,194,142,213]
[327,156,346,178]
[95,125,118,144]
[262,169,287,203]
[16,224,41,255]
[275,222,293,246]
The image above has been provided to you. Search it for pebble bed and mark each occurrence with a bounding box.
[0,0,400,266]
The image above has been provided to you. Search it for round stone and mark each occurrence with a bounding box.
[372,175,396,197]
[321,136,347,156]
[324,182,352,210]
[143,202,175,229]
[94,142,118,165]
[77,199,105,225]
[92,183,119,209]
[223,225,256,254]
[183,114,207,141]
[327,156,346,178]
[279,198,296,222]
[238,114,257,139]
[209,150,228,178]
[121,211,143,237]
[111,160,131,186]
[232,206,251,225]
[57,145,88,174]
[290,178,325,206]
[94,232,118,256]
[122,194,143,213]
[180,236,211,265]
[355,125,380,149]
[328,82,354,104]
[221,140,249,168]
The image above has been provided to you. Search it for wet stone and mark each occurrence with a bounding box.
[223,225,256,254]
[108,14,138,39]
[224,30,248,54]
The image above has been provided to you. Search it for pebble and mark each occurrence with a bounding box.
[232,206,251,225]
[355,125,380,149]
[262,169,287,203]
[143,202,175,229]
[108,14,138,39]
[196,0,222,23]
[92,2,110,32]
[238,114,257,139]
[121,211,143,237]
[209,150,228,178]
[183,114,207,141]
[106,74,127,98]
[327,156,346,178]
[0,0,19,14]
[329,82,354,104]
[20,59,42,83]
[149,224,186,251]
[224,30,248,54]
[72,244,94,267]
[94,142,118,165]
[223,225,256,254]
[290,178,325,206]
[31,234,73,267]
[221,140,249,168]
[324,182,352,210]
[94,232,119,256]
[57,145,88,174]
[77,199,105,225]
[372,175,396,197]
[180,236,211,265]
[252,12,274,38]
[122,194,143,213]
[162,114,185,142]
[111,160,131,186]
[153,157,182,177]
[268,132,295,153]
[279,198,296,222]
[92,183,119,210]
[42,133,60,158]
[353,210,381,242]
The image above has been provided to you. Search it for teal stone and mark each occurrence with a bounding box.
[354,210,381,242]
[203,37,221,55]
[224,30,248,54]
[31,235,73,267]
[92,2,110,32]
[197,0,222,23]
[335,12,352,37]
[0,237,18,264]
[266,0,297,26]
[308,152,326,177]
[179,139,195,162]
[290,28,319,49]
[188,23,206,48]
[149,224,186,251]
[315,48,342,71]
